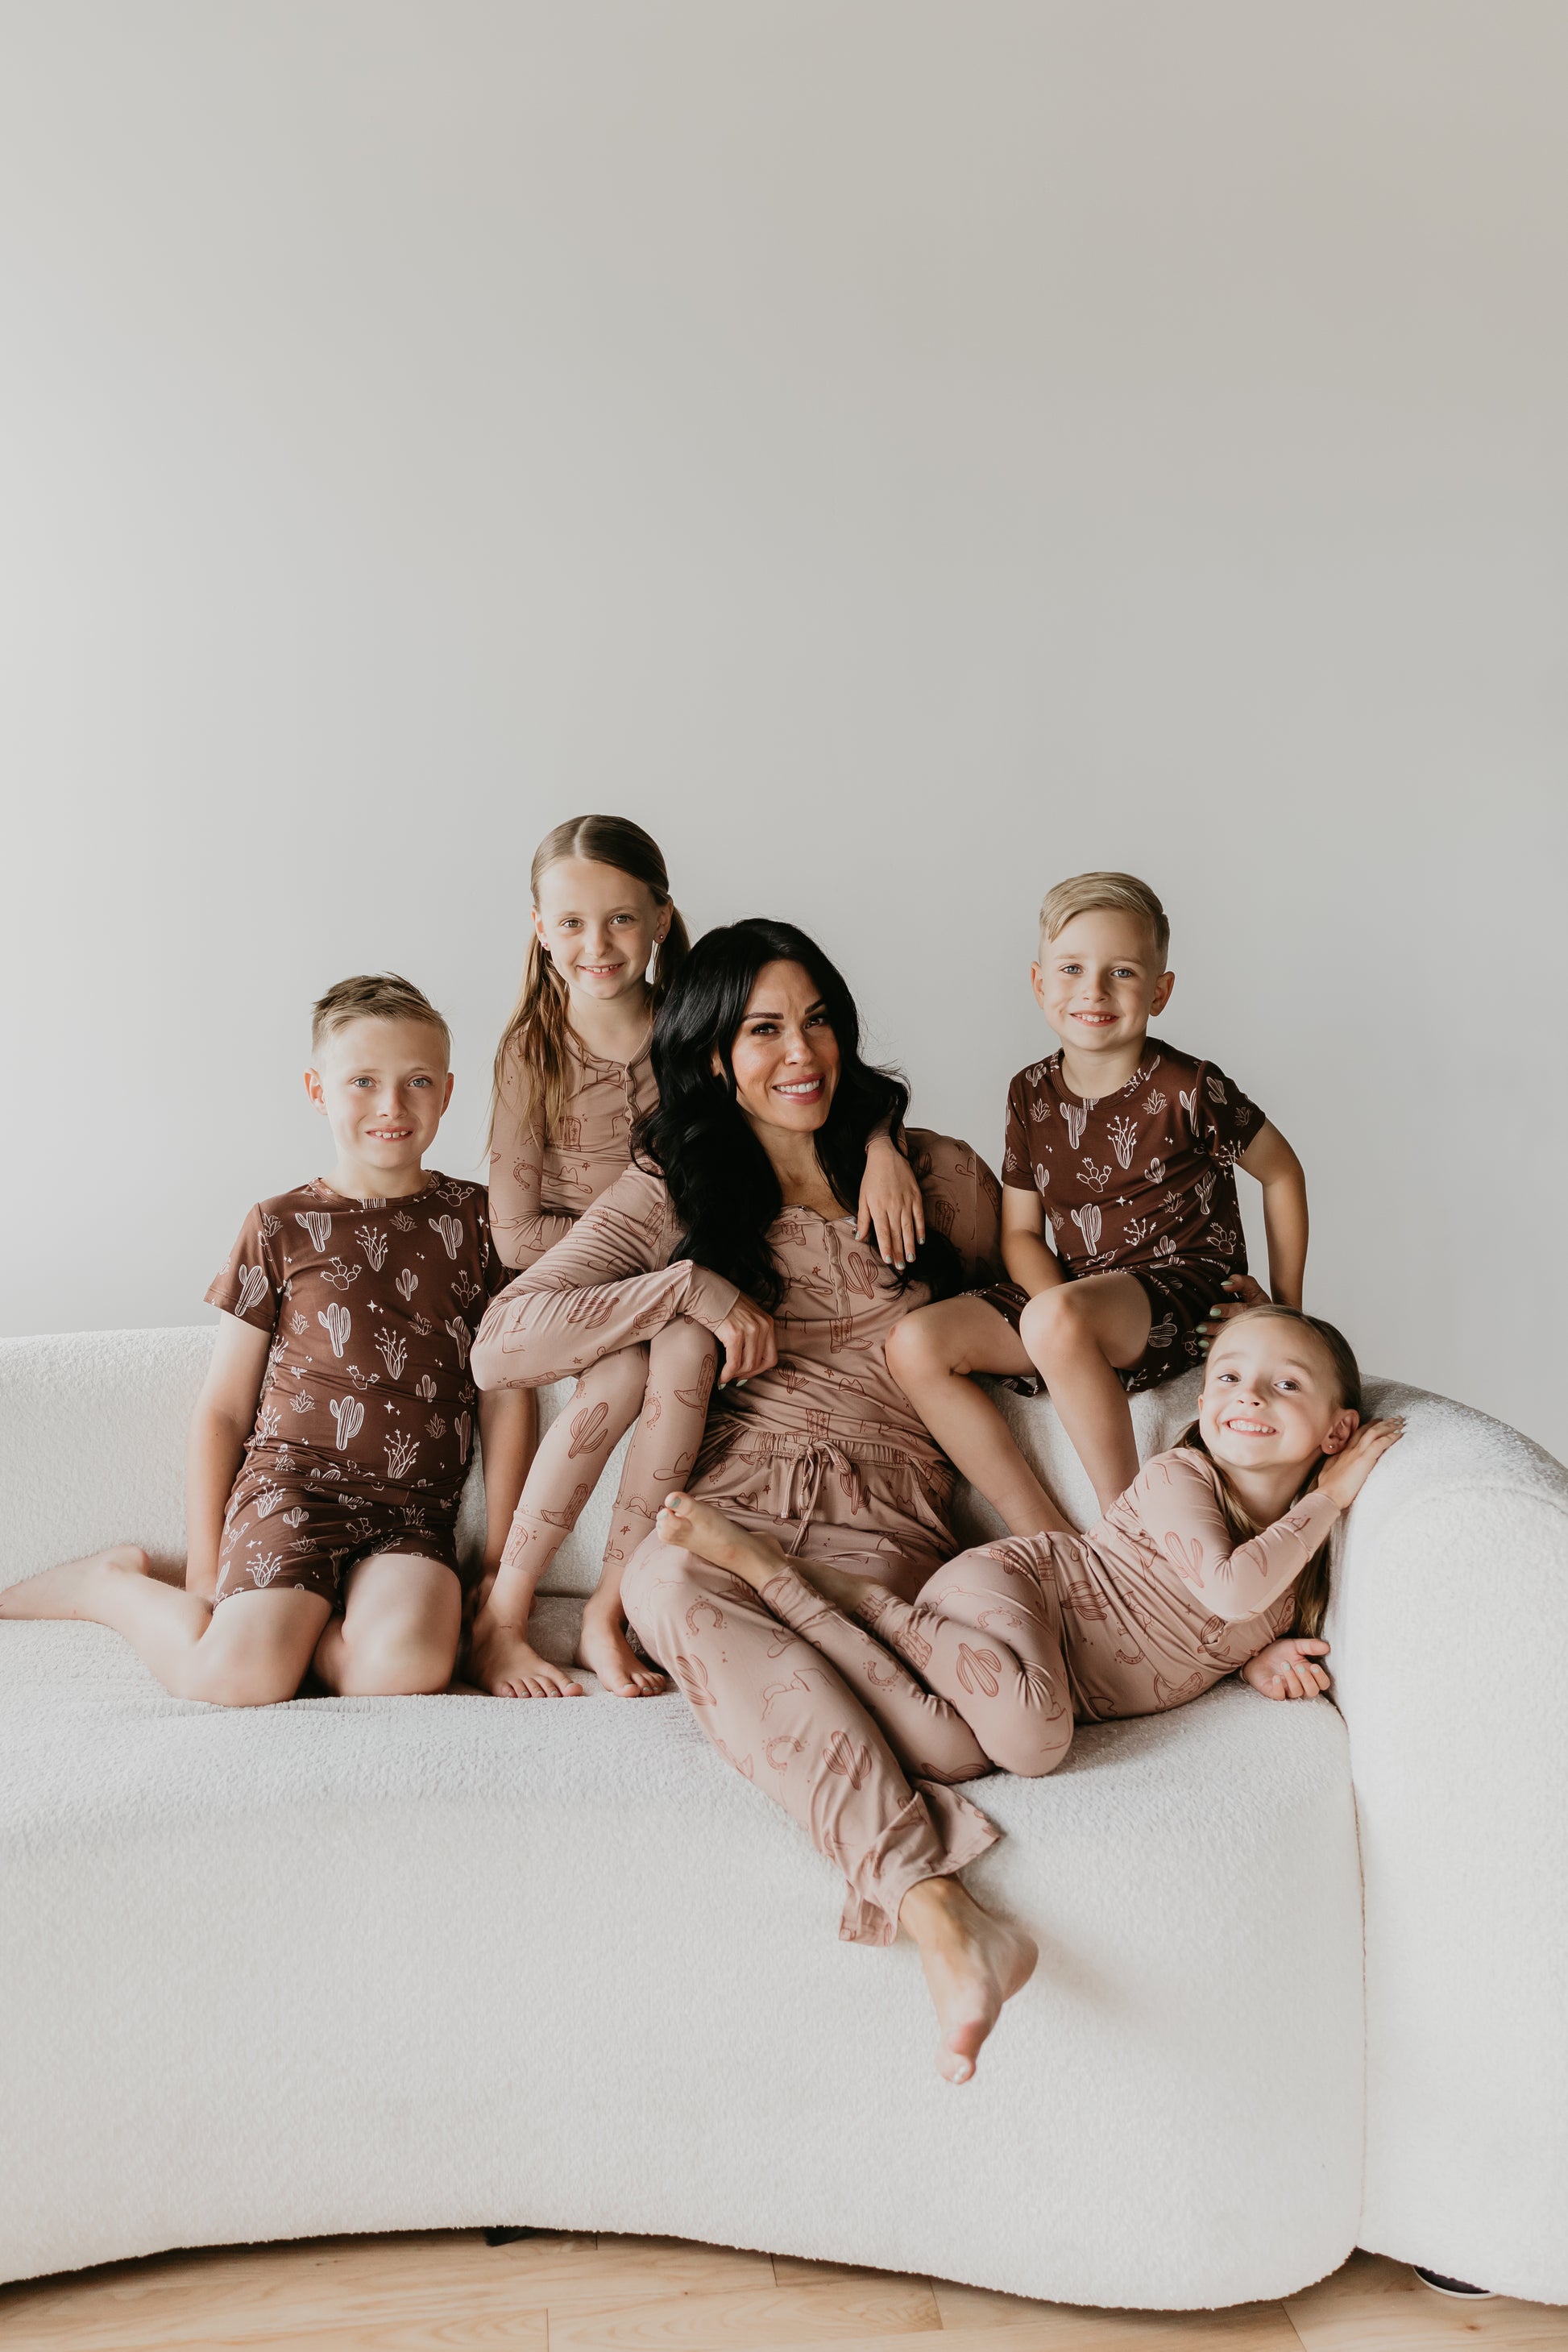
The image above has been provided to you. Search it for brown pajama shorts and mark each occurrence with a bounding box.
[214,1470,462,1608]
[973,1258,1229,1395]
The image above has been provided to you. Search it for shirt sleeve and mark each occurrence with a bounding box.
[906,1131,1004,1285]
[1197,1062,1266,1167]
[205,1205,283,1333]
[1001,1075,1034,1190]
[471,1163,740,1392]
[1130,1449,1341,1624]
[487,1046,579,1271]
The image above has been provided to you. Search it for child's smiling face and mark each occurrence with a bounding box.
[306,1016,453,1188]
[533,857,668,1005]
[1199,1315,1358,1479]
[1032,908,1173,1061]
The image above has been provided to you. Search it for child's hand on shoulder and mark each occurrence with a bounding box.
[857,1135,926,1270]
[1243,1636,1331,1700]
[1317,1417,1404,1512]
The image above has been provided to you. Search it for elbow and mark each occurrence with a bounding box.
[1204,1587,1261,1625]
[470,1314,507,1392]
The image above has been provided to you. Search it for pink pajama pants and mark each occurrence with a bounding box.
[622,1529,1081,1944]
[501,1318,718,1584]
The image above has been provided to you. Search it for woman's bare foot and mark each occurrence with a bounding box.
[576,1603,667,1698]
[467,1612,583,1699]
[898,1874,1037,2085]
[0,1544,151,1620]
[654,1492,792,1591]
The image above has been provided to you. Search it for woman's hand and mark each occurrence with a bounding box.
[1197,1273,1269,1342]
[1317,1416,1404,1511]
[1242,1636,1332,1700]
[711,1296,778,1385]
[857,1135,926,1270]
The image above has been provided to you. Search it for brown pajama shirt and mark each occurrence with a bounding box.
[205,1176,504,1606]
[988,1038,1267,1391]
[487,1031,717,1577]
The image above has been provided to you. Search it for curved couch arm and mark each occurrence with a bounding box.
[1326,1382,1568,2301]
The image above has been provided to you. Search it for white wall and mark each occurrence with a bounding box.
[2,1,1565,1460]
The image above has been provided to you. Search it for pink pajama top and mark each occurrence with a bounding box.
[472,1130,1003,1595]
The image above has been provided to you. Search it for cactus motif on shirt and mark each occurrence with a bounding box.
[1193,1171,1216,1217]
[329,1394,364,1450]
[1071,1203,1102,1255]
[234,1263,270,1319]
[297,1210,333,1251]
[1060,1099,1089,1150]
[384,1428,419,1481]
[375,1329,408,1380]
[355,1225,389,1271]
[454,1408,472,1464]
[1108,1115,1139,1170]
[395,1268,418,1302]
[415,1373,437,1401]
[317,1302,351,1358]
[429,1213,463,1259]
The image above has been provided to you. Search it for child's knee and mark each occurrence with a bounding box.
[885,1307,948,1384]
[1018,1285,1091,1360]
[987,1713,1074,1780]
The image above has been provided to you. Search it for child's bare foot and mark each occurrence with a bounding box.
[0,1544,151,1621]
[575,1605,667,1698]
[467,1614,583,1699]
[898,1874,1037,2085]
[654,1491,791,1590]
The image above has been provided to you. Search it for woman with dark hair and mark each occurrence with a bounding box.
[472,918,1039,2084]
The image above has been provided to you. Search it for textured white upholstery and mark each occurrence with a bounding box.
[1,1328,1563,2306]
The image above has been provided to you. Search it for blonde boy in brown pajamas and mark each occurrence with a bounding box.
[886,872,1311,1523]
[2,976,532,1705]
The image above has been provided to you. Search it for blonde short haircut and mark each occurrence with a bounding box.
[1039,872,1170,969]
[310,973,452,1060]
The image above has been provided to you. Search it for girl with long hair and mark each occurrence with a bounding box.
[476,848,923,1699]
[471,918,1037,2080]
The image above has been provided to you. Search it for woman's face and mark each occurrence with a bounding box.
[724,960,841,1136]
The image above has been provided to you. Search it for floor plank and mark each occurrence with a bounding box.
[545,2274,943,2347]
[933,2286,1300,2345]
[0,2233,562,2351]
[1284,2250,1568,2350]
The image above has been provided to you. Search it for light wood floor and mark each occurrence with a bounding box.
[1,2230,1565,2351]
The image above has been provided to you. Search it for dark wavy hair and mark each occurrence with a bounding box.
[635,918,963,1313]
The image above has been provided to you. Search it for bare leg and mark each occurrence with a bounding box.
[579,1320,716,1696]
[1018,1273,1151,1512]
[313,1553,463,1696]
[1,1546,329,1706]
[885,1300,1072,1537]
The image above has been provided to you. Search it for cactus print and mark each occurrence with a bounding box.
[205,1174,507,1604]
[988,1038,1265,1392]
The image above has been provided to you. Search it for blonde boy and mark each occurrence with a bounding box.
[886,874,1308,1522]
[2,976,531,1705]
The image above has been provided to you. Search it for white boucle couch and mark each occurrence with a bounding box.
[2,1330,1566,2310]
